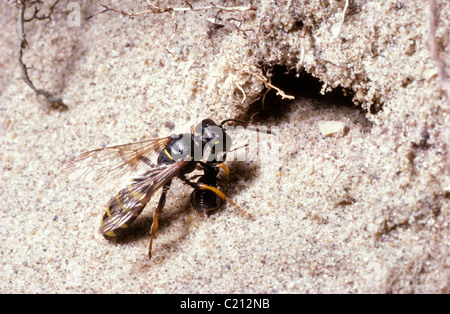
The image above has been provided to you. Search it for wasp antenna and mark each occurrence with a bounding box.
[221,119,276,135]
[220,118,248,127]
[245,125,276,136]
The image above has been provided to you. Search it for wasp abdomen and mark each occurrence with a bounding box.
[191,188,221,216]
[100,176,148,239]
[190,169,221,216]
[100,202,144,239]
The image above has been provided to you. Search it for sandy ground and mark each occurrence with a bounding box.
[0,0,448,293]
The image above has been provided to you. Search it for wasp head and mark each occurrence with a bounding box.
[195,119,232,156]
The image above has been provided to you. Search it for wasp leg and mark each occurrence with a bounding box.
[216,162,229,179]
[198,161,230,179]
[148,180,172,259]
[181,176,250,218]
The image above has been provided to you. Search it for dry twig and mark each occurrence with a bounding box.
[427,0,450,175]
[87,2,256,20]
[234,81,247,104]
[332,0,349,38]
[17,0,67,109]
[251,70,295,101]
[427,0,450,104]
[244,66,295,124]
[297,23,310,71]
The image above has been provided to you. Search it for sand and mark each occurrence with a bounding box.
[0,0,448,293]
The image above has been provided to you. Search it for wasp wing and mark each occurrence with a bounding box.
[64,137,172,186]
[99,160,189,235]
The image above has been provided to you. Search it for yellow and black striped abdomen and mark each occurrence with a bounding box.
[100,176,149,239]
[100,201,144,239]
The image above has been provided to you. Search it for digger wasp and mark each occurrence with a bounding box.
[65,118,256,259]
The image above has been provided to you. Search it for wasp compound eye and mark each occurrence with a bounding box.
[194,119,217,138]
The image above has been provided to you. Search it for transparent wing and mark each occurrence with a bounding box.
[64,137,171,186]
[99,160,189,234]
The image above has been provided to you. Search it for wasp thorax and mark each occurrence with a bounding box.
[169,134,195,161]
